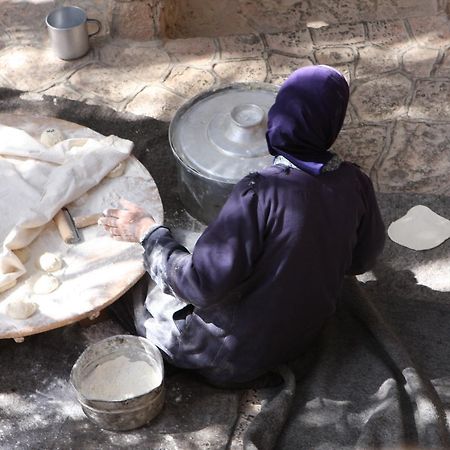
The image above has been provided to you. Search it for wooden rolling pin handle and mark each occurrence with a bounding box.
[54,209,78,244]
[74,213,102,229]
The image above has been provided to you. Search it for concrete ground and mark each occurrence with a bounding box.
[0,0,449,448]
[1,0,450,194]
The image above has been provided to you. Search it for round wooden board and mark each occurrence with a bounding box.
[0,114,164,340]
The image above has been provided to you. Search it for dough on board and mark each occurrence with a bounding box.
[6,298,37,320]
[107,161,126,178]
[37,252,62,272]
[388,205,450,251]
[40,128,65,147]
[33,274,60,294]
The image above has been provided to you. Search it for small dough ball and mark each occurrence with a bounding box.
[107,161,126,178]
[40,128,65,147]
[0,279,17,294]
[6,299,37,320]
[33,274,60,294]
[38,252,62,272]
[14,247,30,264]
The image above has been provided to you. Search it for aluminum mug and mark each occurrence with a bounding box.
[46,6,101,60]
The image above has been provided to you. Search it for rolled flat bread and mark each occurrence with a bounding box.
[387,205,450,251]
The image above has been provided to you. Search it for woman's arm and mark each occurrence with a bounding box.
[100,175,265,308]
[347,174,386,275]
[143,176,264,308]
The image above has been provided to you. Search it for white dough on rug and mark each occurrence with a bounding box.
[388,205,450,251]
[6,298,37,320]
[40,128,65,147]
[33,274,60,294]
[37,252,62,272]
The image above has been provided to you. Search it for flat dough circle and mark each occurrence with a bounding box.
[14,248,30,264]
[7,299,38,320]
[0,279,17,294]
[107,161,126,178]
[388,205,450,251]
[38,252,62,272]
[33,274,60,294]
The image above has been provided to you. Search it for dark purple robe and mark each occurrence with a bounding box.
[137,66,385,384]
[141,161,385,384]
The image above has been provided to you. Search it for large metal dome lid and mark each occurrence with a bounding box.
[169,83,278,183]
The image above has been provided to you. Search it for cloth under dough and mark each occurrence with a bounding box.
[0,279,17,294]
[14,248,30,264]
[0,124,133,291]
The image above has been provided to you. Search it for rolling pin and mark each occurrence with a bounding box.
[53,208,102,244]
[74,213,102,229]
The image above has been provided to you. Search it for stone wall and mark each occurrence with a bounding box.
[163,0,449,38]
[100,0,450,40]
[107,0,450,40]
[4,0,446,41]
[61,0,167,41]
[0,0,165,42]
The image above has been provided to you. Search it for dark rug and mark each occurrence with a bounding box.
[0,88,449,450]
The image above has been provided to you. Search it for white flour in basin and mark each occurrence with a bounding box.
[81,355,161,401]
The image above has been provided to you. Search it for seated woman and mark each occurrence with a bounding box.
[99,65,385,386]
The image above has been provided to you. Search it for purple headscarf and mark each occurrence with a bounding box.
[266,65,349,175]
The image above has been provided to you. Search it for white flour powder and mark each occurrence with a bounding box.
[81,355,161,401]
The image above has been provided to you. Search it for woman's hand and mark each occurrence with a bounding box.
[98,198,157,242]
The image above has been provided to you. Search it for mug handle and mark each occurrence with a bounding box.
[87,18,101,37]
